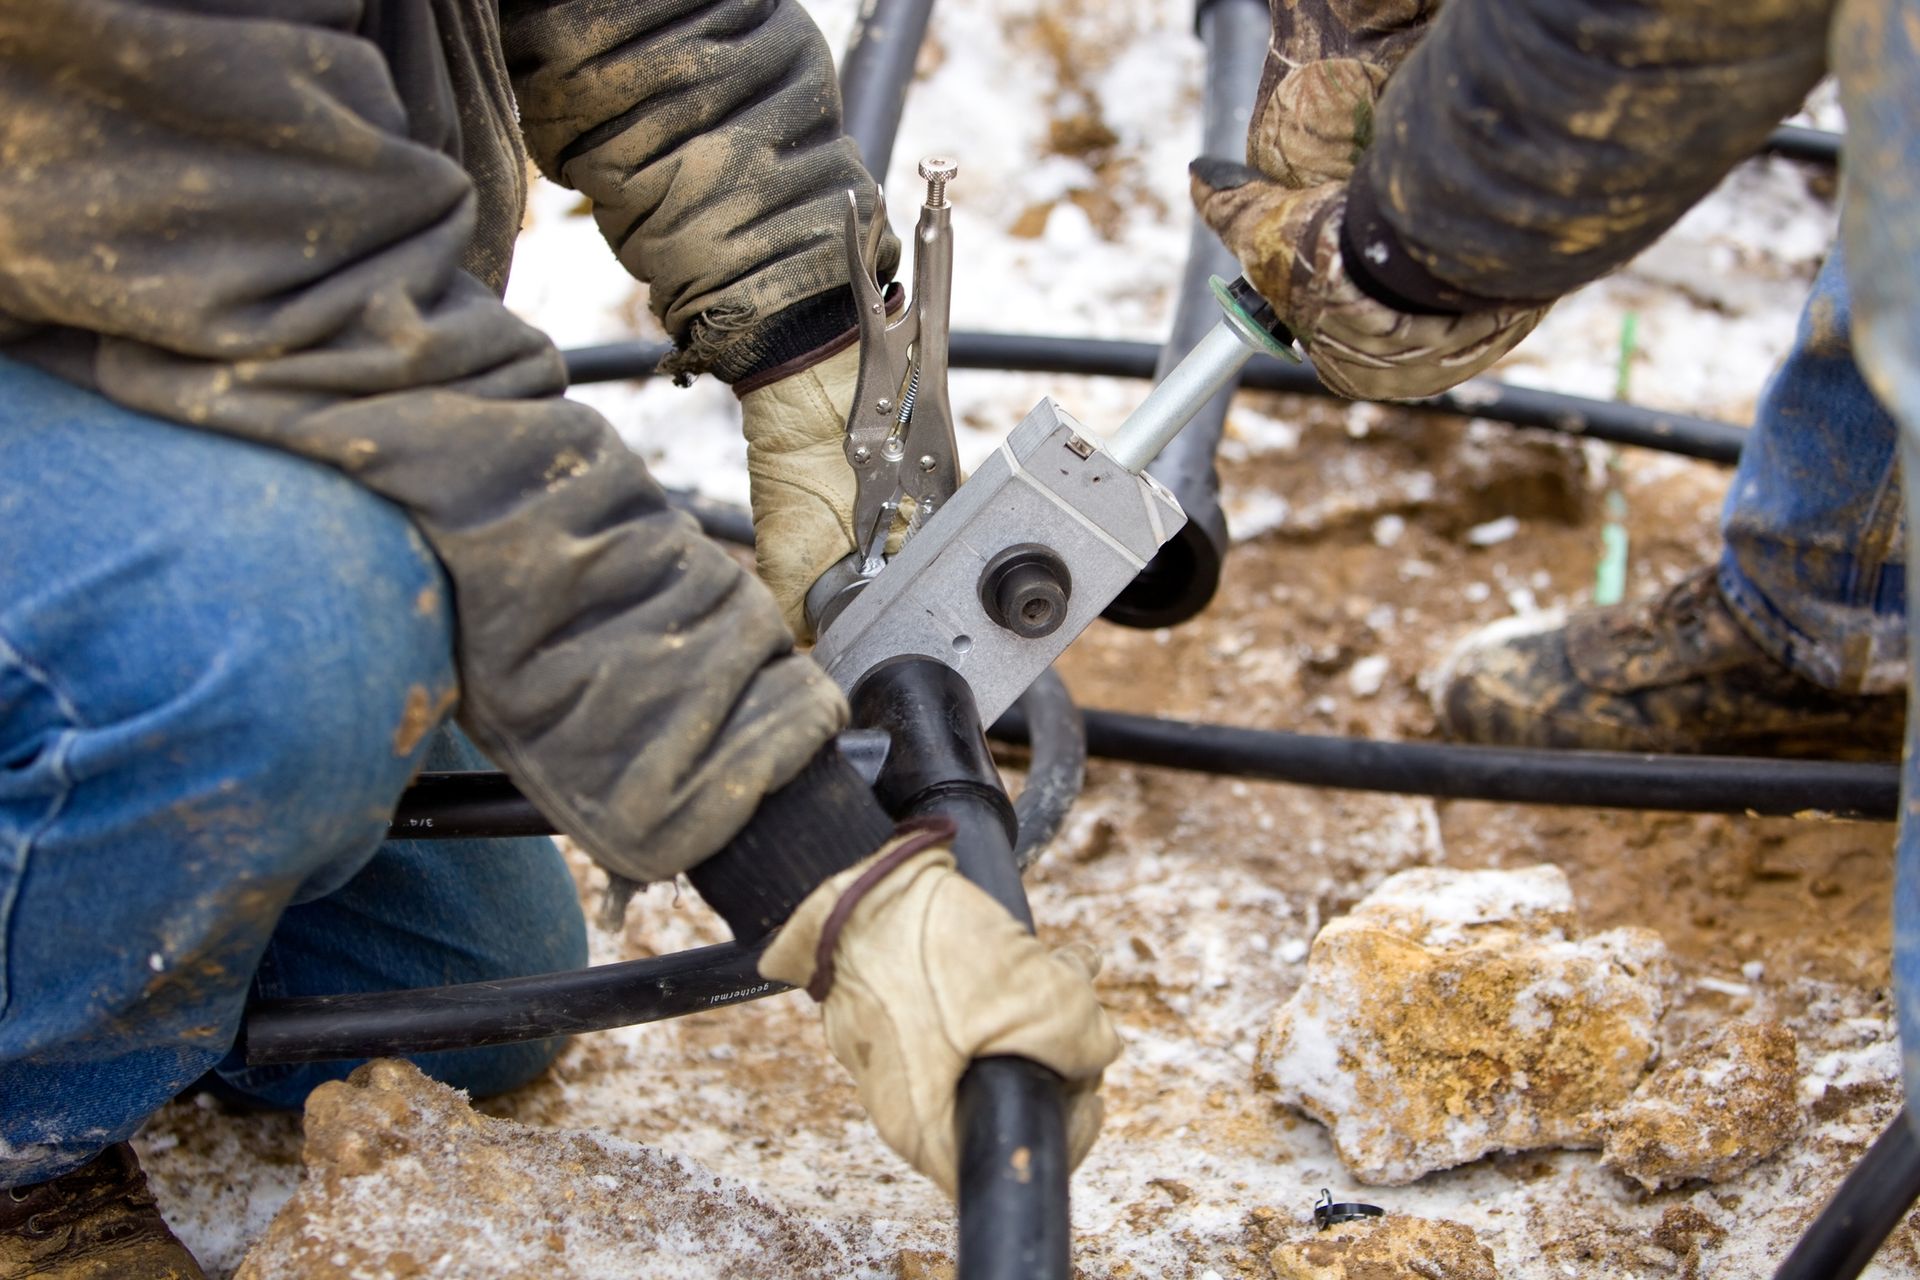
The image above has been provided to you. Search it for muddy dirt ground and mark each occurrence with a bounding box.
[129,1,1905,1274]
[139,397,1910,1278]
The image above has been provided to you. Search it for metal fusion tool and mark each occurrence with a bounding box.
[814,254,1298,724]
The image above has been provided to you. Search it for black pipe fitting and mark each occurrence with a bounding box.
[980,544,1073,639]
[850,656,1020,889]
[1102,0,1270,629]
[847,656,1069,1279]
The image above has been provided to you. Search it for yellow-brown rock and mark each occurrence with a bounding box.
[1269,1215,1497,1279]
[1602,1020,1800,1189]
[1256,865,1672,1184]
[235,1059,866,1279]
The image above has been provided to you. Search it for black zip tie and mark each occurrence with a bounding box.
[1313,1189,1385,1231]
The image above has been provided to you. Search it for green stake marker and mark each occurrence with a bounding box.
[1595,489,1630,606]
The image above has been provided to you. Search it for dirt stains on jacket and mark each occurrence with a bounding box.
[1357,0,1836,303]
[0,0,862,882]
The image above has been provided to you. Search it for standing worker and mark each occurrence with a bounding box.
[0,3,1119,1276]
[1192,0,1911,760]
[1192,0,1920,1172]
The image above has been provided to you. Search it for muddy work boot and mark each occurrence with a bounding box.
[1435,567,1906,759]
[0,1144,204,1279]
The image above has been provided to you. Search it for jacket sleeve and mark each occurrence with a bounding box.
[1347,0,1834,308]
[0,0,846,882]
[502,0,900,382]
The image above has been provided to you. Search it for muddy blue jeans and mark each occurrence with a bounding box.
[0,358,588,1188]
[1720,243,1908,696]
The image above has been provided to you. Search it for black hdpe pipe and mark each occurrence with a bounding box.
[850,656,1070,1280]
[994,705,1900,821]
[1772,1112,1920,1280]
[249,670,1085,1063]
[1763,124,1842,168]
[566,334,1749,465]
[383,672,1084,850]
[1103,0,1270,629]
[385,698,1898,848]
[245,939,774,1063]
[262,701,1903,1060]
[1007,667,1086,868]
[838,0,937,181]
[664,487,755,547]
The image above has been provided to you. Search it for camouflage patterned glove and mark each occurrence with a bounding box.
[1190,162,1544,402]
[1251,0,1440,187]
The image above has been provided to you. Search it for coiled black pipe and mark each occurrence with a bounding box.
[993,706,1899,821]
[1773,1113,1920,1280]
[564,334,1749,465]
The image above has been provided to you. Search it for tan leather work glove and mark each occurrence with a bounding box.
[738,343,920,642]
[760,824,1121,1197]
[1191,166,1544,401]
[738,343,863,641]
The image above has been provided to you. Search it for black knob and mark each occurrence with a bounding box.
[1226,275,1291,343]
[979,545,1073,639]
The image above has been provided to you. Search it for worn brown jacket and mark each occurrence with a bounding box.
[0,0,896,882]
[1348,0,1836,308]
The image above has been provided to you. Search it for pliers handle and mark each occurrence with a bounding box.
[841,161,961,576]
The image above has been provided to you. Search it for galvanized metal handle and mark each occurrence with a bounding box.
[1105,275,1297,473]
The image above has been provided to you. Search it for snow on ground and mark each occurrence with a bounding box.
[133,3,1903,1278]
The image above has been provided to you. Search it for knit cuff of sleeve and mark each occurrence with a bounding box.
[704,287,864,388]
[729,283,909,395]
[685,743,897,942]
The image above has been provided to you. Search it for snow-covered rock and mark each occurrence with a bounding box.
[1255,866,1672,1184]
[236,1059,878,1280]
[1602,1020,1801,1189]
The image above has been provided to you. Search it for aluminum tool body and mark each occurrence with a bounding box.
[813,160,1299,726]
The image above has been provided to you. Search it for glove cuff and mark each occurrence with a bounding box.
[686,744,896,942]
[804,816,956,1001]
[758,816,957,995]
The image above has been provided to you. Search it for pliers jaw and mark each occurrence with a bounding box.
[842,190,920,574]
